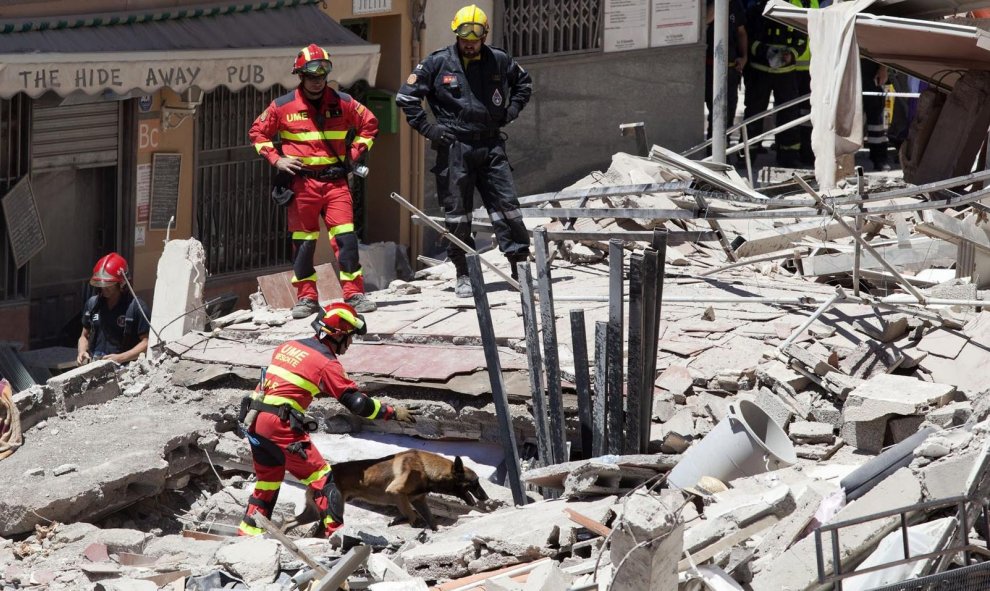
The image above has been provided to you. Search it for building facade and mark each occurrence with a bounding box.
[0,0,703,350]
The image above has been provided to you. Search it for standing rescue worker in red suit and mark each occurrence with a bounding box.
[396,5,532,298]
[238,302,418,538]
[249,44,379,318]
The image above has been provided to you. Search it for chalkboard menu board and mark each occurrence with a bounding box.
[150,153,181,230]
[1,176,46,268]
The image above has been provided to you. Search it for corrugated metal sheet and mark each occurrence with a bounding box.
[31,101,118,170]
[0,345,42,393]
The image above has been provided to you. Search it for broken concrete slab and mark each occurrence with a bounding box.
[789,421,835,445]
[843,374,955,424]
[215,537,280,586]
[148,239,207,350]
[750,468,923,591]
[609,489,681,591]
[522,455,677,491]
[399,496,616,581]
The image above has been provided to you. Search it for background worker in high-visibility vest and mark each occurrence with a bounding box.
[249,44,379,318]
[743,0,806,168]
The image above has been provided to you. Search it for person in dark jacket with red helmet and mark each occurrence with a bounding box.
[238,301,419,538]
[396,5,532,298]
[76,252,151,366]
[249,44,379,318]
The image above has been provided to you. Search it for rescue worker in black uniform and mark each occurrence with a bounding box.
[861,59,891,171]
[396,4,532,298]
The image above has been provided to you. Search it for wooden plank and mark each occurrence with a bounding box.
[257,262,342,309]
[518,263,552,467]
[252,513,328,576]
[570,310,594,459]
[467,254,527,505]
[593,321,608,457]
[534,228,567,465]
[564,508,612,538]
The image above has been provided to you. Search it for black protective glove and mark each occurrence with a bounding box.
[424,124,455,147]
[503,104,520,125]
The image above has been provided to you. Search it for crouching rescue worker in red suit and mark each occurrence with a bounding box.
[237,302,419,537]
[249,43,379,318]
[77,252,151,366]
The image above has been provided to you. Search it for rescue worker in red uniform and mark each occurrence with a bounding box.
[77,253,151,366]
[249,44,379,318]
[396,5,532,298]
[238,302,418,538]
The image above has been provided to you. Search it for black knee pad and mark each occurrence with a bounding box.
[334,232,360,272]
[319,476,345,525]
[293,239,317,280]
[251,432,285,468]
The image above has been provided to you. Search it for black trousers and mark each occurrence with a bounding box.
[433,138,530,278]
[743,68,801,153]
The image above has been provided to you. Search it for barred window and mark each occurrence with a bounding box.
[195,86,292,277]
[0,95,30,302]
[504,0,602,58]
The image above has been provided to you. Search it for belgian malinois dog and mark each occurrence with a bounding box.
[282,450,490,533]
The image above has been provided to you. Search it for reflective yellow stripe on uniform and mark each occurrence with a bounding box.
[323,515,336,527]
[354,136,374,149]
[340,269,363,281]
[298,155,344,166]
[254,141,274,153]
[302,464,332,485]
[364,398,382,419]
[329,223,354,237]
[238,521,264,536]
[255,480,282,491]
[265,365,320,400]
[292,231,319,241]
[280,130,348,142]
[291,273,318,284]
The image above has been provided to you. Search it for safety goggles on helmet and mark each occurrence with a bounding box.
[454,22,487,40]
[312,302,367,340]
[298,59,332,77]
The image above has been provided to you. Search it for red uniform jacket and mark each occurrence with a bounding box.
[260,337,391,420]
[249,87,378,171]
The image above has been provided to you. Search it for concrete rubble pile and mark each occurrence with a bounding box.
[4,148,990,591]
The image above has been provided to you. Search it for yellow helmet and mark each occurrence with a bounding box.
[451,4,489,41]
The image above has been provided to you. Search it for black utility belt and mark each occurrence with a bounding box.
[455,129,500,141]
[299,164,350,181]
[249,398,320,433]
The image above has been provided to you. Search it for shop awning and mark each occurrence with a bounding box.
[765,0,990,89]
[0,0,380,99]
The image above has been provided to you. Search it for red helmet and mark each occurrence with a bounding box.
[312,302,367,339]
[90,252,128,288]
[292,44,333,76]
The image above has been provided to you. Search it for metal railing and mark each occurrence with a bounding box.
[195,85,291,276]
[815,495,990,591]
[0,95,30,302]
